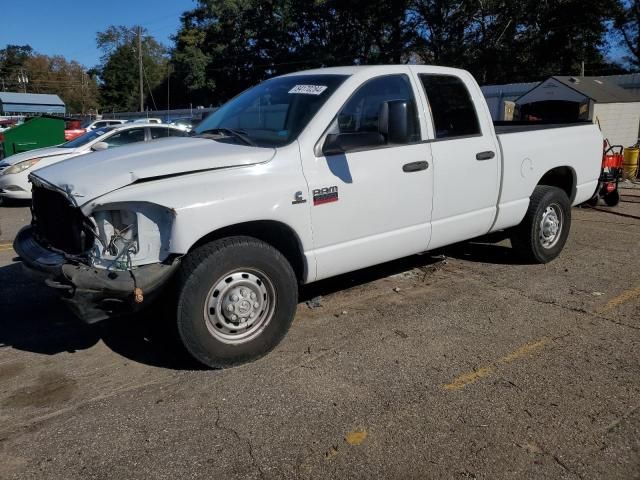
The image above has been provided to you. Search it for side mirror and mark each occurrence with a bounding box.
[91,142,109,152]
[378,100,415,144]
[322,132,385,156]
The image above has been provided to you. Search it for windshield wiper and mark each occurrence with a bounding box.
[198,128,257,147]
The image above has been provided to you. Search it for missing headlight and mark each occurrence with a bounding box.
[89,203,174,270]
[93,210,139,258]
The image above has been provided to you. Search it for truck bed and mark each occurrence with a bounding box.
[489,122,602,234]
[494,120,593,135]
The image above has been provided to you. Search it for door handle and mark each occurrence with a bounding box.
[476,151,495,161]
[402,161,429,172]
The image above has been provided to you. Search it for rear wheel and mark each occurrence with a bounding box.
[604,190,620,207]
[175,236,298,368]
[511,186,571,264]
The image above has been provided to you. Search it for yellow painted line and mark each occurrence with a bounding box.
[0,245,14,252]
[443,338,548,391]
[598,286,640,313]
[498,339,547,364]
[345,430,368,446]
[443,367,494,390]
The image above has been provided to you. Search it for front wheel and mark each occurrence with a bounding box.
[175,236,298,368]
[511,186,571,264]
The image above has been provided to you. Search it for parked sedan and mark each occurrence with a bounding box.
[0,123,185,201]
[83,119,128,131]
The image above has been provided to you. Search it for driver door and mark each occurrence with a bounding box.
[302,74,434,281]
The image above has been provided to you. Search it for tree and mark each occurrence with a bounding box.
[0,44,99,114]
[164,0,624,108]
[96,26,168,112]
[167,0,417,106]
[0,45,34,90]
[615,0,640,68]
[24,55,100,114]
[411,0,622,84]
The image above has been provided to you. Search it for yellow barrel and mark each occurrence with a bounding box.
[623,147,639,179]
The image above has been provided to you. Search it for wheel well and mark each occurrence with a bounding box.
[537,166,576,202]
[190,221,306,283]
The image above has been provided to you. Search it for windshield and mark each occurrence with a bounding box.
[195,74,348,147]
[60,127,113,148]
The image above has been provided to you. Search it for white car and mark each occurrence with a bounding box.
[16,65,602,368]
[133,118,162,124]
[83,119,128,131]
[0,123,185,201]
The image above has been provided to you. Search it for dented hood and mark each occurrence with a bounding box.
[29,136,276,205]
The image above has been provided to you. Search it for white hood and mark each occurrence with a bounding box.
[30,136,276,205]
[1,145,77,165]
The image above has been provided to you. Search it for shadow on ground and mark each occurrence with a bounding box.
[441,231,525,266]
[0,233,522,370]
[0,198,31,208]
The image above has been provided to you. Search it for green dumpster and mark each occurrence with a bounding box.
[0,116,65,159]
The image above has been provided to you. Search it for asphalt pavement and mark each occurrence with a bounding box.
[0,184,638,479]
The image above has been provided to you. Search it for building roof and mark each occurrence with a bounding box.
[0,92,65,114]
[481,82,540,98]
[551,76,640,103]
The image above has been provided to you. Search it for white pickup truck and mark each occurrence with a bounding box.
[15,65,602,368]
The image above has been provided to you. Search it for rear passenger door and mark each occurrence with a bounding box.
[416,73,500,249]
[102,128,146,148]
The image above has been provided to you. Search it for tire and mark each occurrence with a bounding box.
[604,190,620,207]
[175,236,298,368]
[511,186,571,264]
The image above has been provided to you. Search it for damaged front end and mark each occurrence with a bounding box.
[14,179,180,323]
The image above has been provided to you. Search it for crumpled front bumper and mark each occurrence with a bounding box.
[13,226,180,324]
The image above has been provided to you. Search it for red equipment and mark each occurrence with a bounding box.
[64,120,86,141]
[587,140,623,207]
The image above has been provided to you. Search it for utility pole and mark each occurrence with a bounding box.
[138,26,144,112]
[81,71,86,115]
[18,71,29,93]
[581,60,585,77]
[167,64,171,117]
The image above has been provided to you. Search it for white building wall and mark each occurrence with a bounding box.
[593,102,640,147]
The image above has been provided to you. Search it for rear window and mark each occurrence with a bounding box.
[419,74,480,139]
[150,127,186,139]
[60,127,113,148]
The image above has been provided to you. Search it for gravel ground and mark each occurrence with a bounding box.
[0,184,638,480]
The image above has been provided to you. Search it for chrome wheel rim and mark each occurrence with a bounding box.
[539,203,563,249]
[204,269,276,345]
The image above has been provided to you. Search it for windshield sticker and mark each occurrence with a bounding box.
[288,85,328,95]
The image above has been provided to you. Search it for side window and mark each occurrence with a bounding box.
[419,74,480,139]
[336,74,420,144]
[104,128,146,147]
[150,127,186,139]
[150,127,170,140]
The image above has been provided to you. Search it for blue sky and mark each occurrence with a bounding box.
[0,0,195,68]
